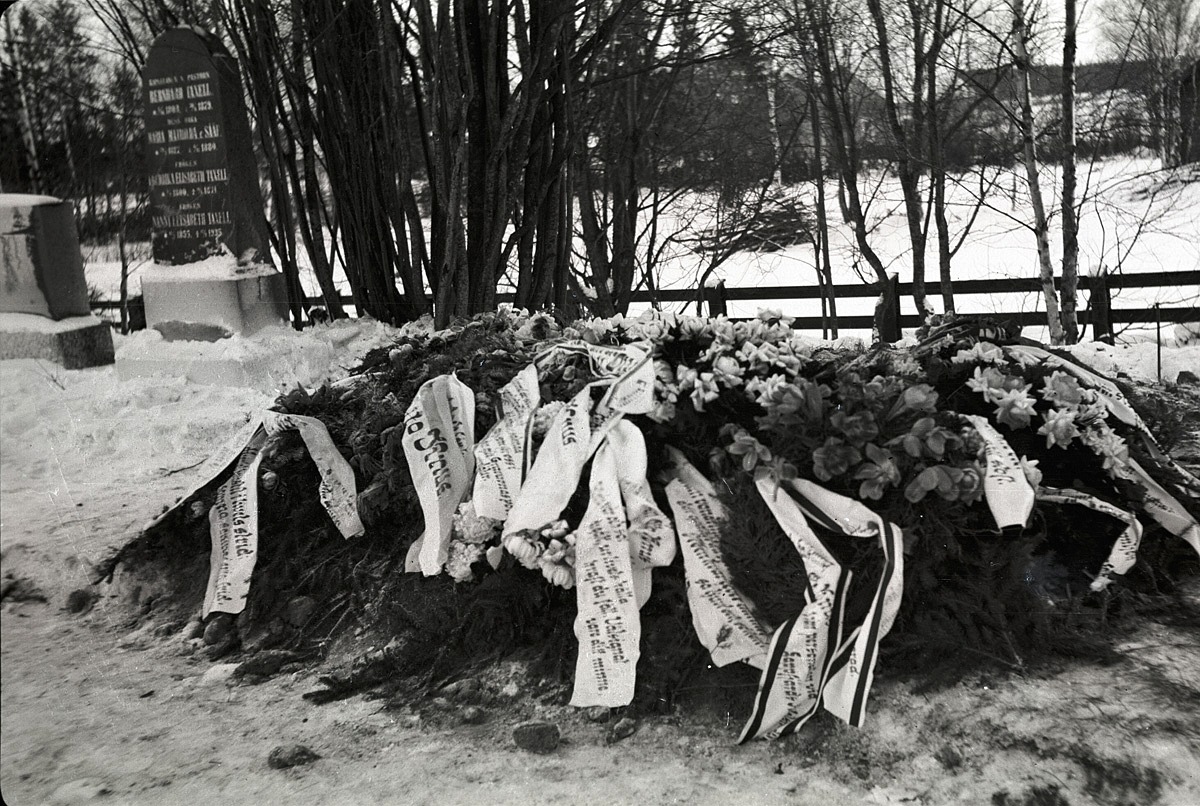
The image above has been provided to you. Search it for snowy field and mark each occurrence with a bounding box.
[83,158,1200,344]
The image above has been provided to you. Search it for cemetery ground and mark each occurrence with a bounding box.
[2,323,1200,806]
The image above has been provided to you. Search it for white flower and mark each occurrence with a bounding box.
[733,319,767,345]
[678,316,709,339]
[1019,456,1043,488]
[532,401,566,440]
[1004,346,1044,369]
[648,398,677,423]
[763,323,794,344]
[541,561,575,589]
[758,307,786,322]
[1081,422,1129,470]
[580,316,618,344]
[541,535,576,566]
[993,387,1036,429]
[514,312,559,343]
[711,317,737,345]
[675,365,699,391]
[737,341,779,371]
[537,533,577,588]
[786,333,817,359]
[447,541,485,583]
[745,373,790,408]
[1037,408,1081,448]
[690,372,721,411]
[951,341,1006,365]
[451,501,502,544]
[654,359,676,385]
[711,355,745,387]
[503,532,543,569]
[770,344,804,375]
[629,311,670,341]
[967,366,1007,399]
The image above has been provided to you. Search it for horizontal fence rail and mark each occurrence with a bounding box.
[92,270,1199,332]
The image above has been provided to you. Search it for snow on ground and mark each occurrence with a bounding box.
[0,318,397,594]
[2,325,1199,805]
[83,158,1200,346]
[115,317,402,394]
[1067,340,1200,384]
[645,157,1200,341]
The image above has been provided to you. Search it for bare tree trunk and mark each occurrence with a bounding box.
[767,65,783,186]
[807,72,837,337]
[803,0,888,286]
[7,15,43,194]
[1013,0,1064,344]
[927,0,955,316]
[118,162,130,334]
[1061,0,1080,343]
[866,0,930,321]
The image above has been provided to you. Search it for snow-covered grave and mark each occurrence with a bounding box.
[8,302,1198,742]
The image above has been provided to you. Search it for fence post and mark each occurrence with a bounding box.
[874,273,902,343]
[704,280,728,318]
[1091,265,1114,345]
[1155,303,1162,381]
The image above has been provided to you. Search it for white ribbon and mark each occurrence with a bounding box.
[403,374,476,575]
[203,428,269,617]
[609,421,676,607]
[472,365,539,521]
[1036,486,1143,591]
[967,414,1035,529]
[570,438,641,707]
[662,448,771,670]
[202,412,364,617]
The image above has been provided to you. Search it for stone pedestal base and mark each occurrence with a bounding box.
[0,313,116,369]
[142,264,289,339]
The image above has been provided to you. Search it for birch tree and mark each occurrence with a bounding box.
[1011,0,1065,344]
[1061,0,1080,343]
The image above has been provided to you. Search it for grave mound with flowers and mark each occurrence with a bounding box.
[104,309,1200,740]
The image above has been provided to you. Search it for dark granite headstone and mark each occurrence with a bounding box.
[143,28,269,266]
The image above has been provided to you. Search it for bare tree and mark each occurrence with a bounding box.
[1011,0,1064,343]
[1062,0,1080,343]
[1099,0,1200,165]
[790,0,892,293]
[864,0,933,320]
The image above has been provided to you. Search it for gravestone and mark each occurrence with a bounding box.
[140,27,287,339]
[0,194,115,368]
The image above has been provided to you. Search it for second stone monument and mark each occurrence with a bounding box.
[141,27,287,339]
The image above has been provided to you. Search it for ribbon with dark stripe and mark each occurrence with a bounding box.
[739,475,904,741]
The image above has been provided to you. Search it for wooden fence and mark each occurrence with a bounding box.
[92,269,1198,335]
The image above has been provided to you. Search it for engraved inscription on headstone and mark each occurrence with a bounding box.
[143,28,269,265]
